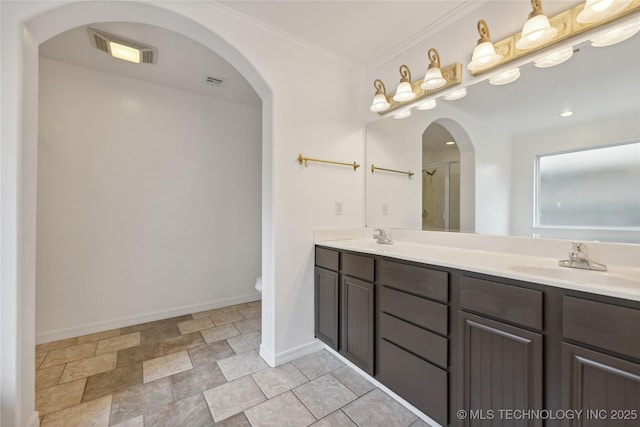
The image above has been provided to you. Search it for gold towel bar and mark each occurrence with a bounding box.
[298,154,360,171]
[371,164,414,179]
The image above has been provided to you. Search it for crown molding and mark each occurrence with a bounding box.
[366,0,491,72]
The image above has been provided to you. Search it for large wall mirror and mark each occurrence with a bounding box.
[366,19,640,244]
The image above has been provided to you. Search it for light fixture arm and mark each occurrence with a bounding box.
[477,19,492,44]
[373,79,387,96]
[528,0,545,19]
[427,48,441,70]
[398,64,412,83]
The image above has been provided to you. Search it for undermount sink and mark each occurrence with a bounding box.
[508,265,640,289]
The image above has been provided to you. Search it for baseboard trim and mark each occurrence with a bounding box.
[272,339,325,366]
[324,345,441,427]
[36,294,261,344]
[27,411,40,427]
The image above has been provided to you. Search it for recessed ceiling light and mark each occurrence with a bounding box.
[88,28,157,64]
[560,111,574,117]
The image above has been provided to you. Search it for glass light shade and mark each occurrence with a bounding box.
[370,93,390,112]
[577,0,631,24]
[416,99,437,110]
[467,42,502,71]
[109,41,141,63]
[590,21,640,47]
[393,81,416,102]
[489,68,521,85]
[392,108,412,119]
[420,68,446,90]
[534,47,574,68]
[444,87,467,101]
[516,15,558,50]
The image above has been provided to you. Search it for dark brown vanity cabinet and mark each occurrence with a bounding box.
[340,253,375,374]
[314,245,640,426]
[458,276,544,426]
[314,247,375,374]
[314,247,340,350]
[561,296,640,424]
[376,259,450,426]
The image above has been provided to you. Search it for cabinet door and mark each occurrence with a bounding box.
[314,267,339,350]
[341,276,374,374]
[458,311,543,426]
[562,343,640,427]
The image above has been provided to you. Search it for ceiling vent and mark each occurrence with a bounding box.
[203,75,226,88]
[88,28,157,64]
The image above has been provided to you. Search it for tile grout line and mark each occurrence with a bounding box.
[289,385,320,425]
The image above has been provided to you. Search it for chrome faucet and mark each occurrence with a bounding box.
[373,228,393,245]
[559,242,607,271]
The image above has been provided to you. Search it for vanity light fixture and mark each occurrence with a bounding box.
[443,87,467,101]
[489,67,521,85]
[420,48,447,90]
[445,141,456,145]
[370,79,391,112]
[393,65,416,102]
[88,28,157,64]
[515,0,558,50]
[416,99,437,110]
[534,47,574,68]
[468,20,502,72]
[392,108,412,119]
[590,20,640,46]
[560,111,574,117]
[577,0,632,24]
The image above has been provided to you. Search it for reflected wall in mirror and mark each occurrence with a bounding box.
[366,23,640,243]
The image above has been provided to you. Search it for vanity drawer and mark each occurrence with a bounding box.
[460,276,543,330]
[315,247,339,271]
[380,286,447,335]
[377,339,448,426]
[563,296,640,359]
[377,260,448,302]
[343,252,374,282]
[379,312,447,369]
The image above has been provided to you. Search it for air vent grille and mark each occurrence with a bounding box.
[203,75,226,87]
[88,28,157,64]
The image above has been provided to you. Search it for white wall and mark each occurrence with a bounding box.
[510,111,640,240]
[36,58,262,342]
[1,1,364,426]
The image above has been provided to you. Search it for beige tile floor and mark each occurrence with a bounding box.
[35,301,431,426]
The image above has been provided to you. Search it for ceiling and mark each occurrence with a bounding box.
[39,0,639,135]
[39,1,478,106]
[217,0,474,65]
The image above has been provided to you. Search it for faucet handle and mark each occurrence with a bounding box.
[570,242,587,259]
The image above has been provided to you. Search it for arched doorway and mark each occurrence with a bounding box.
[7,3,273,425]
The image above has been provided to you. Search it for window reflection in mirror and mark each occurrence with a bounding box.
[535,141,640,243]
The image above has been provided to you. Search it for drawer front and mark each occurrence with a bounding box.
[460,276,543,330]
[315,247,339,271]
[563,296,640,360]
[377,339,448,426]
[343,253,375,282]
[379,312,447,369]
[380,286,447,335]
[378,260,448,302]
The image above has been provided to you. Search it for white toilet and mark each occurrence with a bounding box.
[255,276,262,294]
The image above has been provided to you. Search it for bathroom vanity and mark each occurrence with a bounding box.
[314,238,640,427]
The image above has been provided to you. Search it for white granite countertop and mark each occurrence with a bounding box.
[317,238,640,302]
